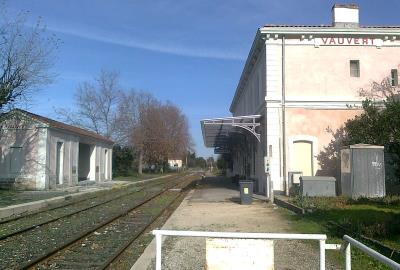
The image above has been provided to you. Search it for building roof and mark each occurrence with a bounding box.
[12,109,114,145]
[263,24,400,29]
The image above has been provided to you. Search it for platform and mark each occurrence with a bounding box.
[0,174,170,220]
[132,176,337,270]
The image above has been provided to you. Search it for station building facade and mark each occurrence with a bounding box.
[0,109,113,190]
[201,4,400,198]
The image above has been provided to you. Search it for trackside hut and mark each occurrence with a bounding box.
[0,109,113,190]
[201,4,400,198]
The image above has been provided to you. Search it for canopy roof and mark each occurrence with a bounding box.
[201,115,261,152]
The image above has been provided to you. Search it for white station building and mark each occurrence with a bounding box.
[0,109,113,190]
[201,4,400,199]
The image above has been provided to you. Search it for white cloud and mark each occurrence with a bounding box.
[47,24,246,61]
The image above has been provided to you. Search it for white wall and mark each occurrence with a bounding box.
[168,159,183,168]
[0,119,47,189]
[233,46,266,117]
[47,129,113,185]
[0,112,113,190]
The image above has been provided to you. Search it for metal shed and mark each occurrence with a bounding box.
[299,176,336,197]
[340,144,385,199]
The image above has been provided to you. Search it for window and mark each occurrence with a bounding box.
[391,69,398,86]
[350,60,360,77]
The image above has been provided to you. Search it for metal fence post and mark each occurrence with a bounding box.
[156,234,162,270]
[320,239,326,270]
[345,242,351,270]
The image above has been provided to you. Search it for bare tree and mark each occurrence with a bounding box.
[0,7,58,112]
[116,91,192,174]
[56,70,121,139]
[138,102,192,171]
[161,102,192,159]
[359,76,400,100]
[116,90,158,173]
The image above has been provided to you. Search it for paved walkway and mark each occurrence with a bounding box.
[132,177,338,270]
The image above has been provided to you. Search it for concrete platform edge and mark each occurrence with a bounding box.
[274,196,305,215]
[0,174,171,220]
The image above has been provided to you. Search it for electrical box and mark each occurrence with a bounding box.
[264,156,271,174]
[300,176,336,197]
[341,144,385,199]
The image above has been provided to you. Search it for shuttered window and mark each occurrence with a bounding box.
[350,60,360,77]
[391,69,398,86]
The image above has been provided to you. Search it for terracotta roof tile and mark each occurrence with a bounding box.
[15,109,114,145]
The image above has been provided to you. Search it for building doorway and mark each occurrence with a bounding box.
[292,140,313,176]
[78,143,95,181]
[56,142,64,185]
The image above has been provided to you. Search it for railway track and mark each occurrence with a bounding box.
[35,181,192,270]
[0,174,171,225]
[0,174,181,241]
[0,172,199,269]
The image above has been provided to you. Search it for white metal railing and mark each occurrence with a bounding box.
[152,230,327,270]
[152,230,400,270]
[342,235,400,270]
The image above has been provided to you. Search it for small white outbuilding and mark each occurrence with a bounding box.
[0,109,114,190]
[168,159,183,169]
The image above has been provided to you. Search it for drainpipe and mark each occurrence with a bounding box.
[282,35,288,196]
[263,36,273,203]
[264,108,272,202]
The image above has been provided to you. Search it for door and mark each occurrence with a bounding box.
[10,147,23,173]
[292,141,313,176]
[56,142,63,185]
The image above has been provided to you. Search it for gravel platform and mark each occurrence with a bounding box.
[132,177,339,270]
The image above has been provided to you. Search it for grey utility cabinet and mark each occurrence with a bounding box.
[300,176,336,197]
[340,144,385,199]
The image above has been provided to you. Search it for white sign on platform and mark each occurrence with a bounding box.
[206,238,274,270]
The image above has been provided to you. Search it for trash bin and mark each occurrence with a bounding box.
[239,180,253,205]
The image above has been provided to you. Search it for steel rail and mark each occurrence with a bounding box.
[18,173,197,270]
[0,174,172,225]
[97,186,191,270]
[0,175,183,241]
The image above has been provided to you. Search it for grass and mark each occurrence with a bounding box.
[279,208,393,269]
[282,196,400,269]
[289,196,400,248]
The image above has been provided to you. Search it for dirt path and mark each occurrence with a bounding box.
[132,177,339,270]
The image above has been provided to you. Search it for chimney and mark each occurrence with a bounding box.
[332,4,359,27]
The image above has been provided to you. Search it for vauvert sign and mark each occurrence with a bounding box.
[318,37,375,46]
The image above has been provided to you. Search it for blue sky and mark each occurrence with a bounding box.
[6,0,400,157]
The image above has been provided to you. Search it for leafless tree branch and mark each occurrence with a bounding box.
[0,6,58,112]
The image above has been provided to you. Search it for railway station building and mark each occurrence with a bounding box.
[201,4,400,198]
[0,109,114,190]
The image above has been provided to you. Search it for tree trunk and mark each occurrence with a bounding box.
[138,150,143,175]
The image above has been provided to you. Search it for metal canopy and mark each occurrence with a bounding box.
[200,115,261,150]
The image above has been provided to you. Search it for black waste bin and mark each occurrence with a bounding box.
[239,180,253,205]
